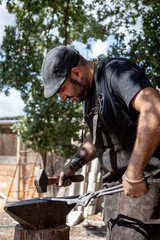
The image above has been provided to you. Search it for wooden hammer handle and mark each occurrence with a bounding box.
[48,174,84,185]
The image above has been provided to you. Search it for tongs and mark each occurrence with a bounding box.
[50,183,124,207]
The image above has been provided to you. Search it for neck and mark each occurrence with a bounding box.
[87,60,99,88]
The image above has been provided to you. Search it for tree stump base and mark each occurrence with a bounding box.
[14,224,70,240]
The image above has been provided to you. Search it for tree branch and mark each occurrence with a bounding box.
[64,0,70,45]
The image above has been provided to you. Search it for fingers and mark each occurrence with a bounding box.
[58,178,72,187]
[54,163,76,187]
[58,172,72,187]
[58,175,65,187]
[62,178,72,187]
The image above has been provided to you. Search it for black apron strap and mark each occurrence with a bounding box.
[92,65,99,145]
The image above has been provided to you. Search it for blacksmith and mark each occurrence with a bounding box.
[42,46,160,239]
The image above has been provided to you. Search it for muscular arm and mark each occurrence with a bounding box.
[123,87,160,197]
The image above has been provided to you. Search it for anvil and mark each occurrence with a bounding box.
[4,184,123,230]
[4,197,77,230]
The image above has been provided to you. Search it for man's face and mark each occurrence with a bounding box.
[57,75,90,102]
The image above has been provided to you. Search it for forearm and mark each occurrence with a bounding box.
[69,134,97,171]
[127,118,160,178]
[127,90,160,179]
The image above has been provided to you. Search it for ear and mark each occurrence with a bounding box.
[70,67,82,78]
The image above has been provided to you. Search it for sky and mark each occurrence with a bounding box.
[0,1,117,118]
[0,1,25,117]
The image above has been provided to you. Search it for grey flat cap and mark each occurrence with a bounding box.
[42,45,80,98]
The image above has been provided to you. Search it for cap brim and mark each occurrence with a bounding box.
[44,76,65,98]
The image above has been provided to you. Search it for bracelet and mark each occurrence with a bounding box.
[69,155,84,171]
[124,172,145,184]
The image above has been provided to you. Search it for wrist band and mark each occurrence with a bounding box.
[69,155,84,171]
[124,172,145,184]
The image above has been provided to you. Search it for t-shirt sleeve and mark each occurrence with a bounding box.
[110,61,153,109]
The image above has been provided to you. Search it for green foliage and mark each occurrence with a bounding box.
[0,0,107,158]
[12,92,84,158]
[95,0,160,87]
[126,1,160,87]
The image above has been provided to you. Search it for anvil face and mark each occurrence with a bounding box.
[4,197,76,230]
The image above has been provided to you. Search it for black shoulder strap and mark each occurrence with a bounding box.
[92,63,99,145]
[94,63,99,113]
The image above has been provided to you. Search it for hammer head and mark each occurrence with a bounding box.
[34,169,48,193]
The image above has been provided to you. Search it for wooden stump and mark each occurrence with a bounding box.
[14,224,70,240]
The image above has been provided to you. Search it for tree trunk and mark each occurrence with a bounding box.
[14,224,70,240]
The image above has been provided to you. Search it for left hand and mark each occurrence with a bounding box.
[122,173,149,198]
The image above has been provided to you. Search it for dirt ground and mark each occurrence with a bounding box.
[0,203,106,240]
[70,213,106,240]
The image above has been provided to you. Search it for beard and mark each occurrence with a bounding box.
[69,76,90,102]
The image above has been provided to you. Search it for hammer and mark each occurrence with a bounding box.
[34,169,84,193]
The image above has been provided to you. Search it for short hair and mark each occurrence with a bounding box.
[77,55,86,67]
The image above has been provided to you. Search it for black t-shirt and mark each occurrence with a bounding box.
[84,57,153,142]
